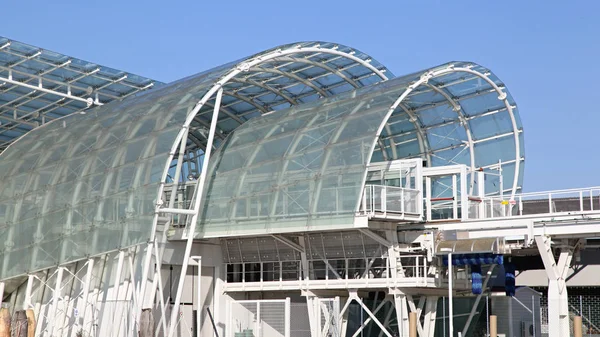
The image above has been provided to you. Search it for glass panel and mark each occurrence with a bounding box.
[0,58,232,279]
[197,76,408,237]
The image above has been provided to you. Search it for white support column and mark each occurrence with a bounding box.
[110,250,126,337]
[285,297,291,337]
[47,266,64,337]
[339,297,350,337]
[0,282,4,305]
[477,170,485,218]
[167,87,224,337]
[535,236,572,337]
[190,256,202,337]
[423,296,438,337]
[305,295,318,337]
[460,165,469,220]
[214,264,226,337]
[393,292,409,337]
[24,274,34,309]
[74,259,94,337]
[448,252,454,337]
[425,177,432,221]
[406,295,424,337]
[452,174,458,219]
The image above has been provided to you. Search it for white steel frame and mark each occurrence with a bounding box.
[145,44,389,337]
[0,38,158,149]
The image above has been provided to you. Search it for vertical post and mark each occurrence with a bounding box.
[589,305,591,337]
[460,166,468,220]
[47,267,64,337]
[190,256,202,337]
[532,295,536,337]
[477,170,485,218]
[111,250,126,337]
[285,297,291,337]
[0,282,4,305]
[452,174,458,219]
[490,315,497,337]
[425,177,432,221]
[23,275,34,310]
[443,296,446,337]
[486,296,489,337]
[167,88,224,337]
[448,253,453,337]
[574,316,583,337]
[409,312,417,337]
[77,259,94,335]
[256,301,261,337]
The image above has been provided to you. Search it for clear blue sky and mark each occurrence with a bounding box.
[2,1,598,192]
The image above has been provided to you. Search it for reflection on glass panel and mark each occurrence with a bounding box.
[0,60,230,279]
[197,78,411,237]
[198,61,524,235]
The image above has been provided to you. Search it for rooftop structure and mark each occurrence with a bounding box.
[0,38,593,337]
[0,36,161,150]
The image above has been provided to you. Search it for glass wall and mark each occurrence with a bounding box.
[0,64,226,279]
[198,62,524,237]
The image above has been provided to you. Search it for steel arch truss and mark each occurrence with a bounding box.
[148,42,391,337]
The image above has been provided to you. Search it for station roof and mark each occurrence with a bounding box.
[0,38,524,279]
[0,41,392,279]
[0,36,162,150]
[199,61,524,236]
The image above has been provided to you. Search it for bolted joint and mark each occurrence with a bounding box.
[236,62,250,72]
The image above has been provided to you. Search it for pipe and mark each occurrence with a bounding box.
[409,312,417,337]
[490,315,497,337]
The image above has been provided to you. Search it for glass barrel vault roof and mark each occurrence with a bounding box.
[0,39,523,279]
[197,61,523,237]
[0,41,391,279]
[0,36,162,150]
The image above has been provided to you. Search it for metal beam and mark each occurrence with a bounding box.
[271,235,305,253]
[358,229,392,248]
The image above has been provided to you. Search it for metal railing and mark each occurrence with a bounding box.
[360,184,421,219]
[468,187,600,219]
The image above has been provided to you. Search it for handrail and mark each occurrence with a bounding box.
[465,186,600,219]
[360,184,421,219]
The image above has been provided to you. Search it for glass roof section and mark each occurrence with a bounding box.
[0,40,391,280]
[0,36,163,150]
[197,61,523,237]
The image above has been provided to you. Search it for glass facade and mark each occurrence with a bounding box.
[197,62,523,236]
[0,62,230,278]
[198,81,410,236]
[0,41,390,280]
[0,36,522,278]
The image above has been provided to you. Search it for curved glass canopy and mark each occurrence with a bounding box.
[0,41,391,279]
[197,61,523,237]
[0,38,523,278]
